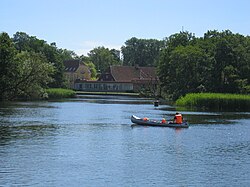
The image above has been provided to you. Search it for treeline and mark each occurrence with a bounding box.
[1,30,250,101]
[176,93,250,111]
[110,31,250,100]
[0,31,123,100]
[0,32,76,100]
[158,30,250,100]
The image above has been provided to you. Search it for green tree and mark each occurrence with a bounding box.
[79,55,97,79]
[158,30,250,100]
[43,44,66,88]
[110,49,121,63]
[13,32,47,53]
[164,31,195,49]
[12,32,76,88]
[0,32,55,100]
[203,30,250,93]
[85,61,97,80]
[88,46,121,73]
[158,31,196,99]
[121,37,164,67]
[0,32,18,100]
[158,45,211,100]
[13,51,54,99]
[58,48,77,60]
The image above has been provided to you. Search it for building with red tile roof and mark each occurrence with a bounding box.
[98,65,157,82]
[75,65,159,93]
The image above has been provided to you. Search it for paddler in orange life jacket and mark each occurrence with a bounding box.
[174,112,183,124]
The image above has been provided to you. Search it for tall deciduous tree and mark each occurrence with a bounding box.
[12,32,76,88]
[121,37,164,67]
[0,32,55,100]
[159,45,211,100]
[13,51,54,99]
[0,32,18,100]
[79,55,97,80]
[158,30,250,100]
[88,46,121,73]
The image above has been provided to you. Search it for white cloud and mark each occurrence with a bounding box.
[74,41,122,56]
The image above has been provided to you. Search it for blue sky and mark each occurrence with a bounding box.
[1,0,249,55]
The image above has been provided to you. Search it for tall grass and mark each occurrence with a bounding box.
[46,88,76,99]
[176,93,250,111]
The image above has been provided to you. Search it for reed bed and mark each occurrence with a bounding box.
[46,88,76,99]
[176,93,250,110]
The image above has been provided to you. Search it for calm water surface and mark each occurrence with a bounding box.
[0,95,250,186]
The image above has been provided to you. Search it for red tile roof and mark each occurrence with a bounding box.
[99,66,157,82]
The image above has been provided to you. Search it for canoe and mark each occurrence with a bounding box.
[131,115,189,128]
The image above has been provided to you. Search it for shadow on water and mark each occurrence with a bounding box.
[0,102,58,145]
[75,94,153,105]
[1,95,250,145]
[141,102,250,126]
[76,95,250,127]
[170,106,250,126]
[0,95,250,186]
[0,123,57,146]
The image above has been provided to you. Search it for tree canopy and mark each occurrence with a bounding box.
[121,37,164,67]
[0,32,76,100]
[0,32,55,100]
[158,30,250,100]
[12,32,77,88]
[0,32,18,99]
[87,46,121,73]
[1,30,249,101]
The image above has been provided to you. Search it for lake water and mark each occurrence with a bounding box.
[0,95,250,186]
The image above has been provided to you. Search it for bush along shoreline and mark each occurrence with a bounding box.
[175,93,250,111]
[45,88,76,99]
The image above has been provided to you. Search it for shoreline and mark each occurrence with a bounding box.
[75,91,140,97]
[175,93,250,111]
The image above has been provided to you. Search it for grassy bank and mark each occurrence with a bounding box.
[76,91,140,97]
[176,93,250,111]
[46,88,76,99]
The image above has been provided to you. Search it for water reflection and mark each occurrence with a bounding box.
[0,95,250,186]
[0,123,57,145]
[0,102,58,146]
[76,95,153,105]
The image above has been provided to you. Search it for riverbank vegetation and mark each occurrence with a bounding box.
[1,30,250,103]
[176,93,250,111]
[46,88,76,99]
[0,32,76,100]
[157,30,250,100]
[76,91,139,97]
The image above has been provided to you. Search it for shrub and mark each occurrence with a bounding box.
[46,88,76,99]
[176,93,250,111]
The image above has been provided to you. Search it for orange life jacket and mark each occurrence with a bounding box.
[175,114,183,124]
